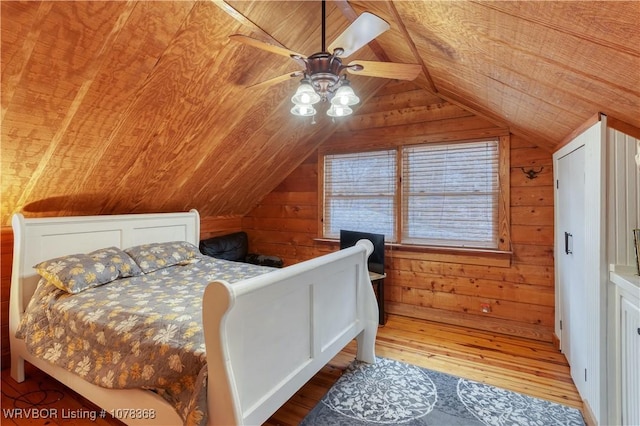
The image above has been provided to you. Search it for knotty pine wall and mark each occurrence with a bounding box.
[0,217,242,370]
[1,228,12,369]
[243,96,555,342]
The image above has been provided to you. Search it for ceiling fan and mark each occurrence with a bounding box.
[229,1,421,117]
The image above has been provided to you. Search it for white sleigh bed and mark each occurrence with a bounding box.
[9,209,378,425]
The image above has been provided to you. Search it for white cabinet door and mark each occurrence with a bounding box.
[556,145,588,395]
[555,118,608,423]
[620,294,640,425]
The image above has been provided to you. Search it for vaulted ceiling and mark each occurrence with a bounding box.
[2,1,639,225]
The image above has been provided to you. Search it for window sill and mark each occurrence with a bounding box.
[314,238,512,268]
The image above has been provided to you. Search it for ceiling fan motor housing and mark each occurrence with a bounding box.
[305,52,344,100]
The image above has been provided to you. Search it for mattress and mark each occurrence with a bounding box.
[17,256,274,426]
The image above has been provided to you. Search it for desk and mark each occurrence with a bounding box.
[369,271,387,325]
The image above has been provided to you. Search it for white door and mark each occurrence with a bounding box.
[557,145,587,395]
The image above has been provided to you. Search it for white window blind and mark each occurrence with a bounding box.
[323,150,396,240]
[402,141,499,248]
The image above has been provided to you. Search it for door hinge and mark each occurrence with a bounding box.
[584,368,587,382]
[560,320,562,330]
[556,179,559,189]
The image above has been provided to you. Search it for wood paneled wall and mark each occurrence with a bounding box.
[0,216,242,370]
[243,85,556,342]
[199,216,243,240]
[1,228,12,369]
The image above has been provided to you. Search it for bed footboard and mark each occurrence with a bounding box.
[202,240,378,426]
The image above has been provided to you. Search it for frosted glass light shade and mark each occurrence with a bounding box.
[326,104,353,117]
[291,82,321,105]
[291,104,317,116]
[331,85,360,106]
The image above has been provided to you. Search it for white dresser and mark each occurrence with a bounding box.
[609,265,640,426]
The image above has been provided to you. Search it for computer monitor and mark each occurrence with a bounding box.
[339,230,385,274]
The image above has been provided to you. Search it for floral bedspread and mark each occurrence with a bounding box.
[17,257,273,426]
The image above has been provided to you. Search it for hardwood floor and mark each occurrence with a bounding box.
[1,314,583,425]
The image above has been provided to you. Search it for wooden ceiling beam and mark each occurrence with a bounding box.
[385,0,437,93]
[212,1,554,150]
[385,0,500,127]
[384,0,555,150]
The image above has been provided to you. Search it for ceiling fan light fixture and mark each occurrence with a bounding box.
[231,2,420,120]
[331,83,360,106]
[291,81,321,105]
[326,104,353,117]
[291,103,317,117]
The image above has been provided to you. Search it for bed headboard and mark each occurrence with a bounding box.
[10,210,200,329]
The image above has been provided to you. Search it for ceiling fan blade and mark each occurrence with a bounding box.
[328,12,390,57]
[248,71,303,89]
[347,60,422,81]
[230,34,306,61]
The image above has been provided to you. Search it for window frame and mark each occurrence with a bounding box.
[318,135,511,257]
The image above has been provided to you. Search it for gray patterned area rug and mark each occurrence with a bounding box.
[300,357,585,426]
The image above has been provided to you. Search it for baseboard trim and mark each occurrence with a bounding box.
[552,332,561,351]
[582,398,597,426]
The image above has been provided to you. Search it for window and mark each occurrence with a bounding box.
[402,141,499,248]
[321,138,508,251]
[323,150,396,239]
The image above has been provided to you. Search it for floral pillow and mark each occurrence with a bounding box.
[90,246,143,277]
[34,247,142,294]
[124,241,200,274]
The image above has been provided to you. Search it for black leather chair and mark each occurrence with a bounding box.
[199,232,283,267]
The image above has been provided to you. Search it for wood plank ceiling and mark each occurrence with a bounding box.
[2,1,639,225]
